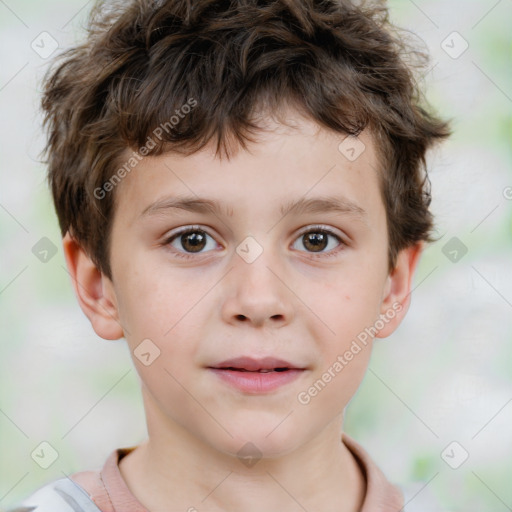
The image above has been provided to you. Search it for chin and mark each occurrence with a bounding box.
[208,416,306,460]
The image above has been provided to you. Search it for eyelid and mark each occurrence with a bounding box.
[294,224,348,246]
[165,224,214,239]
[295,224,345,239]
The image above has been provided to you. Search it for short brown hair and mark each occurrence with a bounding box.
[41,0,450,280]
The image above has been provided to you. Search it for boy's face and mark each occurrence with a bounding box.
[66,112,421,460]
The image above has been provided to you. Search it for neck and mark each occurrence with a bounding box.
[119,392,365,512]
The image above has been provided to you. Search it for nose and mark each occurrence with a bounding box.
[220,244,295,328]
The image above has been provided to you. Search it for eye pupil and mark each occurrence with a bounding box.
[303,232,328,252]
[182,231,206,252]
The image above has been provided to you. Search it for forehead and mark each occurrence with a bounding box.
[112,114,384,226]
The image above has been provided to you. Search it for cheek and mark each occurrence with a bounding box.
[296,339,372,424]
[116,265,208,340]
[115,267,211,384]
[307,270,385,342]
[118,272,202,412]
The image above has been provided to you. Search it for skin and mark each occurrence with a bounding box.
[63,110,423,512]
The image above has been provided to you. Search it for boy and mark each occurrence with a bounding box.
[11,0,450,510]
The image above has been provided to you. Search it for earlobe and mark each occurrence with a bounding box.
[62,232,124,340]
[375,242,424,339]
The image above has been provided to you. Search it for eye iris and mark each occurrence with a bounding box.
[303,232,327,252]
[182,231,206,253]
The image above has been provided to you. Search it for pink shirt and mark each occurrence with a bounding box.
[70,434,403,511]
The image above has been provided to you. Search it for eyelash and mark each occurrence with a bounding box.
[163,225,346,260]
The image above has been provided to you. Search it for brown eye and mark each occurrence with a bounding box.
[179,231,207,253]
[292,227,344,256]
[165,227,217,258]
[302,232,329,252]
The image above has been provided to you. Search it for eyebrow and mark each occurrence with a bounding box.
[138,195,367,222]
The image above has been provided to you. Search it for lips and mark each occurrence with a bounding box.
[207,356,307,393]
[208,356,305,372]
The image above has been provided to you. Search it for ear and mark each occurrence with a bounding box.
[375,242,424,339]
[62,232,124,340]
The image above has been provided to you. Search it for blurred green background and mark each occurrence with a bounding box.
[0,1,511,510]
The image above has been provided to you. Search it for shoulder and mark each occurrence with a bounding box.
[6,477,102,512]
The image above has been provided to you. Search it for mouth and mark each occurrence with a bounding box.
[207,356,307,372]
[207,357,307,393]
[216,367,292,373]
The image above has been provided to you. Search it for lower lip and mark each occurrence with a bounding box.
[208,368,305,393]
